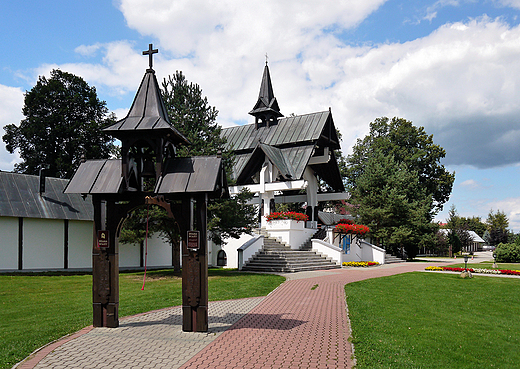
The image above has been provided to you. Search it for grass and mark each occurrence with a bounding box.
[0,269,284,369]
[345,272,520,368]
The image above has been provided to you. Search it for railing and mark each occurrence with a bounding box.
[237,235,264,270]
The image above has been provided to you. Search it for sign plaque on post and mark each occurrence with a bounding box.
[187,230,200,250]
[97,230,109,248]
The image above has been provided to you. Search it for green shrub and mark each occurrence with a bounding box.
[495,243,520,262]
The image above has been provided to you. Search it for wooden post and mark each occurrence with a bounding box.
[181,195,209,332]
[92,197,119,328]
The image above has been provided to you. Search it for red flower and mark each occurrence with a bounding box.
[265,212,309,222]
[333,223,370,236]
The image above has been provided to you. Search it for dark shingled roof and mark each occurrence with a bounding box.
[65,157,227,197]
[103,70,189,145]
[0,171,93,221]
[221,110,344,191]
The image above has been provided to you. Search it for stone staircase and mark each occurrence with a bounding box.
[385,253,405,264]
[241,236,341,273]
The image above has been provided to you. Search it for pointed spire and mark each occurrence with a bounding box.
[103,69,188,145]
[249,61,283,128]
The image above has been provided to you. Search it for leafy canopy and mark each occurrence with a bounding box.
[345,117,454,215]
[347,147,436,258]
[2,69,116,178]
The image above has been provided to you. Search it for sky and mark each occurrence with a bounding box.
[2,0,520,230]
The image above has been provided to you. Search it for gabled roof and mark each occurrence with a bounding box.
[222,110,340,152]
[103,70,189,145]
[235,143,314,184]
[0,171,93,221]
[439,229,486,243]
[221,110,344,191]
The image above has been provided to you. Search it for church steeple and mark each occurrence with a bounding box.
[249,61,283,129]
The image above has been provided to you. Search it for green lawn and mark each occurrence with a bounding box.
[0,269,284,369]
[345,272,520,368]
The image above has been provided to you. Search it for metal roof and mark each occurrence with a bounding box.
[64,160,123,195]
[221,110,344,191]
[103,70,189,145]
[235,144,314,184]
[0,171,93,221]
[222,111,338,152]
[155,156,226,195]
[64,157,227,197]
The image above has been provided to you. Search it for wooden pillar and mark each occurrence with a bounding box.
[181,194,209,332]
[92,197,119,328]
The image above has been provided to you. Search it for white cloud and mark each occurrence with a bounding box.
[489,197,520,232]
[497,0,520,10]
[16,5,520,171]
[459,179,480,189]
[0,85,24,171]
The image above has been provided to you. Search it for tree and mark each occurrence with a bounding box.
[347,148,435,259]
[2,69,116,178]
[161,71,226,157]
[446,205,473,253]
[486,209,509,246]
[345,117,454,216]
[207,189,258,246]
[345,117,453,259]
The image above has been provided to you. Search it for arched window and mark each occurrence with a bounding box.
[217,250,227,267]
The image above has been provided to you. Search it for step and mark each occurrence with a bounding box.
[243,240,340,273]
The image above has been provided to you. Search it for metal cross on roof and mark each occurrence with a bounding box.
[143,43,159,70]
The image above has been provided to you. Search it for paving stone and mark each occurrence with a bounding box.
[16,264,427,369]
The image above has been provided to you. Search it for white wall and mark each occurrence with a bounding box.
[119,234,174,268]
[119,240,141,268]
[68,220,93,269]
[146,234,172,267]
[24,218,64,269]
[0,217,19,270]
[219,233,258,269]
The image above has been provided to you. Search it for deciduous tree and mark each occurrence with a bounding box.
[2,69,116,178]
[346,117,453,258]
[345,117,454,215]
[347,148,435,259]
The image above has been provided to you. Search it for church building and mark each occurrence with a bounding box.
[221,62,348,228]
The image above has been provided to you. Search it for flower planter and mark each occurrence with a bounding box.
[265,219,313,250]
[266,219,305,231]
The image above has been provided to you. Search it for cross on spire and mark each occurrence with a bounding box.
[143,43,159,70]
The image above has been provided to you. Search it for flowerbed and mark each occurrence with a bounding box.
[425,266,520,276]
[343,261,379,267]
[334,219,370,236]
[265,211,308,222]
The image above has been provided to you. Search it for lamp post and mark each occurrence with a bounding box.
[463,255,469,271]
[493,252,497,269]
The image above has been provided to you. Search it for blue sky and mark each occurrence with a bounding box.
[2,0,520,230]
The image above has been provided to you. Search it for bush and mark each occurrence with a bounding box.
[495,243,520,263]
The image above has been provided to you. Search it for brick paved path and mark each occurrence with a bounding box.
[16,263,427,369]
[179,263,425,369]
